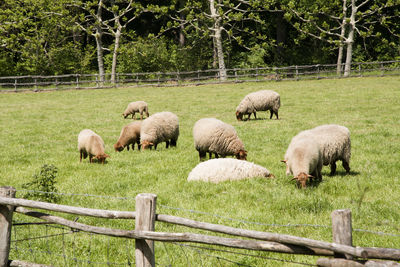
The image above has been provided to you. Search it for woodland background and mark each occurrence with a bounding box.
[0,0,399,79]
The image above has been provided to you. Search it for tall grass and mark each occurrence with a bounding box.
[1,76,399,266]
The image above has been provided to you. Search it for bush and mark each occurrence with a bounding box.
[22,164,60,203]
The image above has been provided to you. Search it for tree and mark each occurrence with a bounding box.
[286,0,400,76]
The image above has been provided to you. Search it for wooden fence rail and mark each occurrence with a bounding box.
[0,187,399,267]
[1,60,399,93]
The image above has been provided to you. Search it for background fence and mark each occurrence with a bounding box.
[1,186,400,267]
[1,60,399,93]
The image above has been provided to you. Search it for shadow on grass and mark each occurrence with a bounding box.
[330,170,360,177]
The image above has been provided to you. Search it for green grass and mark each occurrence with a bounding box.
[1,77,400,266]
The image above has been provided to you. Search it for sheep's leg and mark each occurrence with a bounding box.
[270,110,273,119]
[330,162,337,176]
[154,143,158,150]
[146,111,149,118]
[275,110,279,120]
[140,112,143,120]
[199,151,207,161]
[89,155,93,163]
[166,140,170,148]
[215,153,219,158]
[247,114,251,120]
[342,160,350,173]
[137,141,141,151]
[253,112,257,120]
[131,112,135,119]
[80,152,83,162]
[170,139,177,147]
[127,145,130,151]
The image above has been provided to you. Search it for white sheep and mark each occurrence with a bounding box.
[78,129,110,164]
[236,90,281,121]
[123,101,149,120]
[309,124,351,175]
[193,118,247,161]
[283,132,322,188]
[187,158,275,183]
[140,111,179,150]
[114,121,142,152]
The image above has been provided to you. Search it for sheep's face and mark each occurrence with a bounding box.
[236,111,243,121]
[95,154,110,164]
[236,150,247,160]
[114,143,124,152]
[294,172,313,188]
[141,141,154,150]
[123,113,129,119]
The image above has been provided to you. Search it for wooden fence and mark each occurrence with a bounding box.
[0,60,399,93]
[0,186,399,267]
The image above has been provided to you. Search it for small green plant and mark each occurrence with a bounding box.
[22,164,60,203]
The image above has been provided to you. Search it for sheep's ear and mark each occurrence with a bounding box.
[281,160,287,164]
[291,177,298,181]
[307,174,314,178]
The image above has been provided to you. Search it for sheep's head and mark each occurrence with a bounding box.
[292,172,314,188]
[236,150,247,160]
[123,113,129,119]
[95,153,110,164]
[141,140,154,150]
[114,142,124,152]
[236,111,243,121]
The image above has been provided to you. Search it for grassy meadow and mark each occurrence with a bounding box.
[0,76,399,266]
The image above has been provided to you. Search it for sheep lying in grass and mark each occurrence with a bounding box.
[114,121,142,152]
[140,111,179,150]
[283,132,322,188]
[123,101,149,120]
[78,129,110,164]
[309,124,351,175]
[236,90,281,121]
[187,158,274,183]
[193,118,247,161]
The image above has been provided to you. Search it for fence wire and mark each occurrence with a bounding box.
[14,188,400,238]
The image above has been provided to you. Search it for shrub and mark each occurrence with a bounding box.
[22,164,60,203]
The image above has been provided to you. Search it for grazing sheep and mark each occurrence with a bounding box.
[309,124,351,175]
[193,118,247,161]
[236,90,280,121]
[114,121,142,152]
[187,158,274,183]
[78,129,109,164]
[123,101,149,120]
[140,111,179,150]
[283,133,322,188]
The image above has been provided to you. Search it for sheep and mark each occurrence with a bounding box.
[187,158,275,183]
[78,129,110,164]
[140,111,179,150]
[283,132,323,188]
[309,124,351,175]
[236,90,280,121]
[193,118,247,161]
[122,101,149,120]
[114,121,142,152]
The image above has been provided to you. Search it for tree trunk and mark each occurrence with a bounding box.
[95,31,105,84]
[337,0,347,76]
[209,0,227,81]
[344,0,356,77]
[95,0,105,84]
[111,27,121,84]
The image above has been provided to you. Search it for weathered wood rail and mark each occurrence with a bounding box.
[0,186,399,267]
[0,60,399,93]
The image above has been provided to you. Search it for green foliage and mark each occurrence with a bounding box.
[22,164,60,203]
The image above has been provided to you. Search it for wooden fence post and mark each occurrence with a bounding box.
[0,186,16,267]
[135,193,157,267]
[332,209,353,260]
